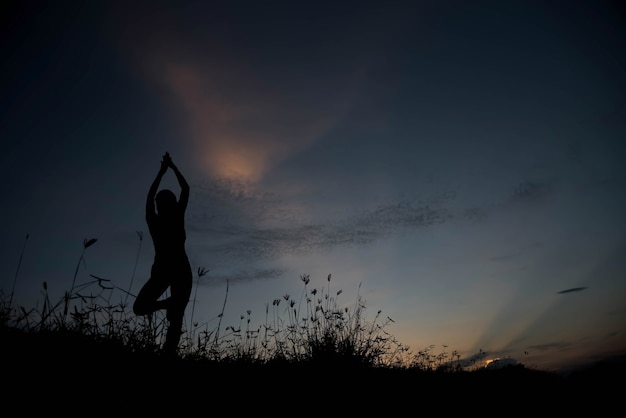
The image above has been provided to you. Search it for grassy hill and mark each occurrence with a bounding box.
[2,323,622,415]
[1,275,623,414]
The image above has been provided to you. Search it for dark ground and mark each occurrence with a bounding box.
[2,326,622,414]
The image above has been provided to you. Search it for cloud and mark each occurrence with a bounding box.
[557,287,588,294]
[207,267,287,285]
[527,341,573,352]
[112,6,361,185]
[511,180,553,203]
[186,174,562,284]
[348,201,451,239]
[186,180,453,282]
[159,59,341,182]
[190,205,449,267]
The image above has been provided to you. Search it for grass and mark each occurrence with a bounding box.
[1,271,461,370]
[1,237,622,412]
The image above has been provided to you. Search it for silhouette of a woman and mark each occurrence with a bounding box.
[133,152,192,356]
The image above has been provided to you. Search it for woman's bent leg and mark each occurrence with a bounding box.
[133,275,169,316]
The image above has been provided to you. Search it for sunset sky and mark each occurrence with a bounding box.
[1,0,625,373]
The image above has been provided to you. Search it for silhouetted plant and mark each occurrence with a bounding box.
[64,238,98,322]
[1,238,504,373]
[7,233,29,310]
[186,266,209,347]
[124,231,143,306]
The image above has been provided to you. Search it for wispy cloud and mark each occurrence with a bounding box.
[207,268,288,285]
[191,202,451,260]
[114,7,360,185]
[526,341,573,352]
[510,180,553,204]
[187,173,563,283]
[186,180,453,282]
[159,59,345,182]
[557,287,588,294]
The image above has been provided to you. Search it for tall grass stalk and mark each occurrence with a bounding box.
[124,231,143,306]
[213,279,229,349]
[188,266,208,345]
[65,238,97,321]
[3,260,494,372]
[8,233,29,309]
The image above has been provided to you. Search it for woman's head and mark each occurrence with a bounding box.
[156,189,177,214]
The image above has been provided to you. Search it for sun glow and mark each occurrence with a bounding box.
[484,358,500,367]
[141,47,352,184]
[197,137,272,182]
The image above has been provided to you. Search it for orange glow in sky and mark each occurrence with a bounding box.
[152,57,346,184]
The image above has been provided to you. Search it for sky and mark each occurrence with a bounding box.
[1,0,625,373]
